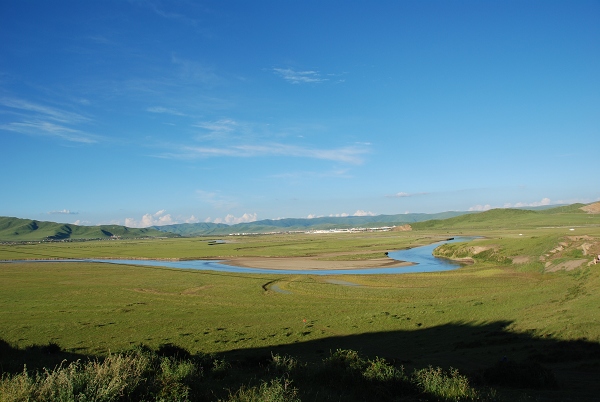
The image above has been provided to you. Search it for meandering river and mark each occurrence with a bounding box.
[87,237,469,275]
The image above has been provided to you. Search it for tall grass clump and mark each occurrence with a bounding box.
[321,349,366,383]
[0,352,149,402]
[322,349,406,383]
[154,357,199,401]
[319,349,411,399]
[412,366,480,401]
[362,356,405,383]
[268,353,299,376]
[223,377,300,402]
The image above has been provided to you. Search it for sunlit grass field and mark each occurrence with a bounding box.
[1,219,600,400]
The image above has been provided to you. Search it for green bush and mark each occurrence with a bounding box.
[211,358,230,379]
[321,349,366,384]
[412,366,479,401]
[323,349,364,371]
[224,377,300,402]
[269,353,299,376]
[155,357,198,401]
[362,356,405,382]
[1,346,499,402]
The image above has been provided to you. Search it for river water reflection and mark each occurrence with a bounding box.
[91,237,470,275]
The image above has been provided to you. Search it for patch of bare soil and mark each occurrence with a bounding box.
[512,256,530,264]
[545,259,587,272]
[568,235,594,241]
[581,202,600,213]
[470,246,492,254]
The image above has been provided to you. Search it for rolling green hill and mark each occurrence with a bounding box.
[0,217,178,242]
[151,221,230,236]
[412,202,600,230]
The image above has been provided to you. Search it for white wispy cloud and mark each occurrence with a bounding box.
[353,210,376,216]
[172,56,222,86]
[271,168,351,179]
[194,119,237,132]
[468,204,493,212]
[0,98,89,124]
[386,191,428,198]
[123,211,201,228]
[185,215,200,223]
[324,210,376,218]
[165,143,368,164]
[1,121,99,143]
[133,1,200,26]
[48,209,78,215]
[504,198,551,208]
[125,210,175,228]
[147,106,186,116]
[329,213,350,217]
[469,198,553,212]
[196,190,239,209]
[193,119,241,140]
[0,97,99,143]
[273,68,328,84]
[213,212,257,225]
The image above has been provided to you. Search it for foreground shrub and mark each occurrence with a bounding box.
[0,352,149,402]
[319,349,413,399]
[362,356,405,383]
[1,346,498,402]
[224,377,300,402]
[154,357,199,401]
[269,353,299,376]
[321,348,365,380]
[412,366,479,401]
[0,370,36,402]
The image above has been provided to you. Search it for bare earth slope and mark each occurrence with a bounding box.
[581,201,600,214]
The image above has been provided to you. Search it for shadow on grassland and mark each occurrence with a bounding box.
[0,339,89,374]
[2,321,600,401]
[218,320,600,400]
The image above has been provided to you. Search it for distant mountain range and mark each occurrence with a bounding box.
[151,211,472,236]
[2,202,595,241]
[152,204,582,236]
[0,217,178,242]
[0,212,469,241]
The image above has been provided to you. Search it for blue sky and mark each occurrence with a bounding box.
[1,1,598,227]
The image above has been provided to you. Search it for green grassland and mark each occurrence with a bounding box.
[0,231,452,261]
[1,205,600,400]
